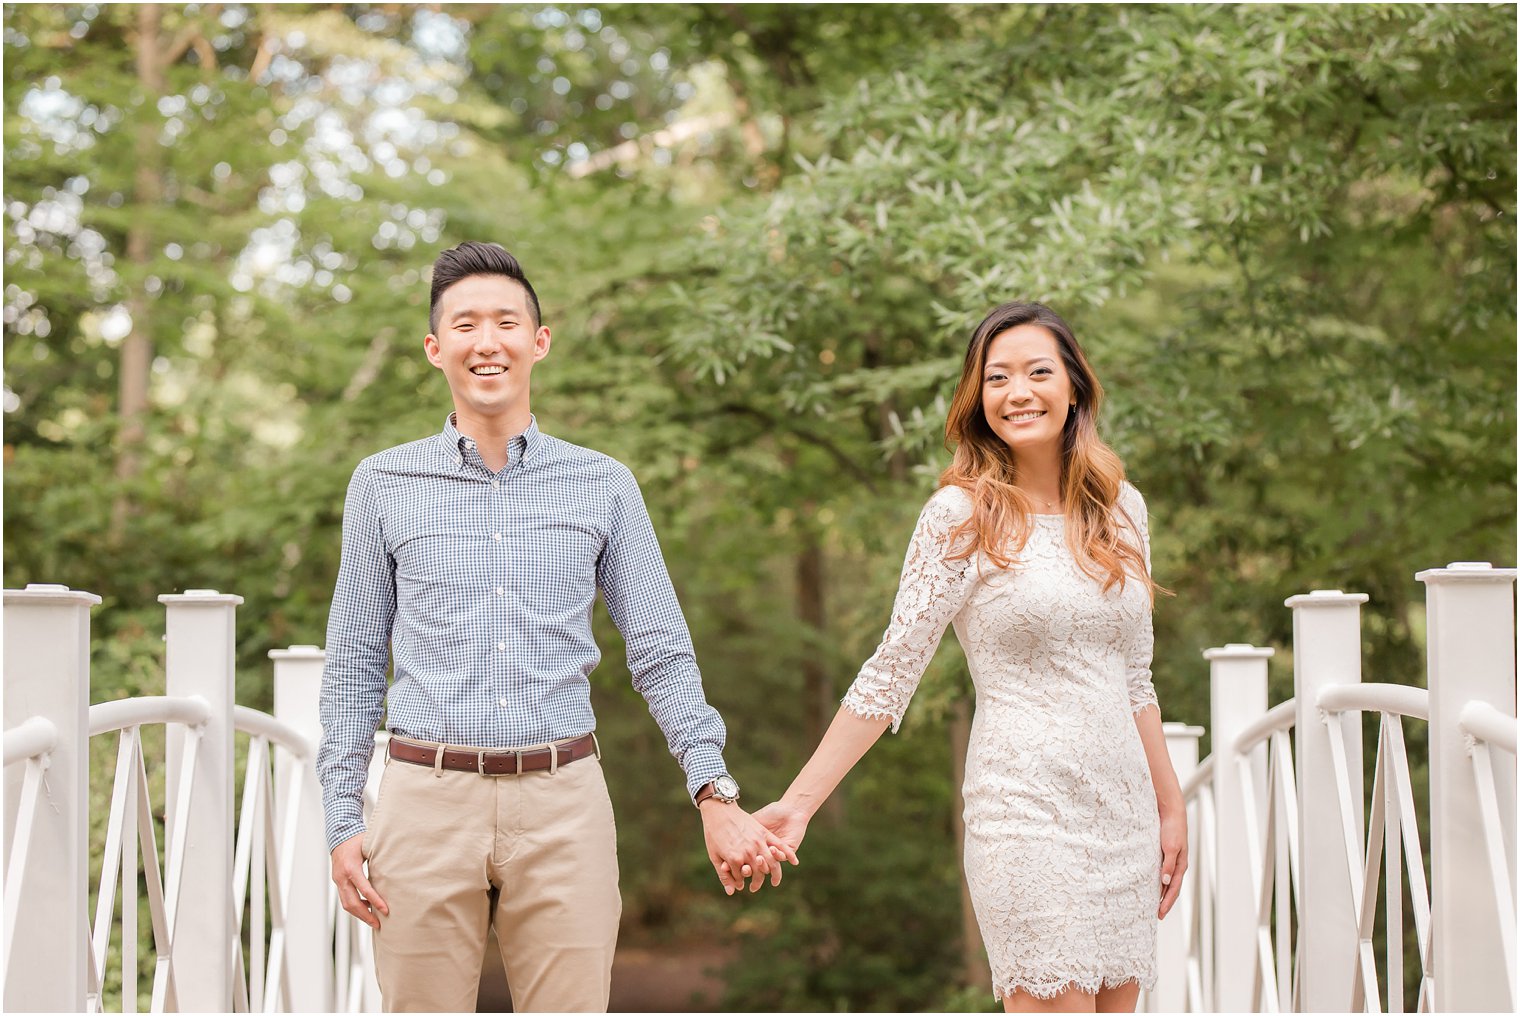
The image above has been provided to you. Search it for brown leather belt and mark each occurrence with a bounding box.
[388,733,598,776]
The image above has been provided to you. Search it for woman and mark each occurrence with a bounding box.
[745,302,1187,1013]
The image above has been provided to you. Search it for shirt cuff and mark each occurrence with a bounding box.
[682,744,729,803]
[325,807,366,854]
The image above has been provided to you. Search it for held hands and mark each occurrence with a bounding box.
[1158,805,1188,919]
[331,831,389,929]
[717,800,811,891]
[699,799,799,895]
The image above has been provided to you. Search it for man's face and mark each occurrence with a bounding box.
[424,274,550,425]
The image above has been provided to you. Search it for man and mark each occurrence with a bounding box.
[317,241,795,1013]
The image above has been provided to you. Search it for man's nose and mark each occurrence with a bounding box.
[473,326,503,351]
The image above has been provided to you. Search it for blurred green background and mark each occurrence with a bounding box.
[4,4,1514,1011]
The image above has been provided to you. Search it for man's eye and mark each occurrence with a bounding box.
[456,324,473,331]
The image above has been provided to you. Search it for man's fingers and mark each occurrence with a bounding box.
[714,857,738,896]
[353,869,389,917]
[337,880,378,928]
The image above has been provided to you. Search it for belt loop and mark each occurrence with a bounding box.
[514,749,524,776]
[433,745,445,778]
[590,732,602,761]
[477,749,487,776]
[549,743,559,776]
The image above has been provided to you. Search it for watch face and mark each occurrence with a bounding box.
[714,775,740,799]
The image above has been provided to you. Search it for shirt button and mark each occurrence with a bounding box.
[497,641,506,651]
[495,587,505,596]
[499,697,509,708]
[491,480,500,489]
[493,532,502,541]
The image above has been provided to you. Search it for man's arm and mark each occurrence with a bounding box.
[596,462,796,893]
[317,460,394,925]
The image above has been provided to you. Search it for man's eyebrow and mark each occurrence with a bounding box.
[450,307,522,321]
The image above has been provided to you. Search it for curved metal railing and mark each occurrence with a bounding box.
[1457,701,1517,1006]
[3,716,61,996]
[1233,700,1300,1013]
[1317,683,1433,1014]
[85,695,213,1012]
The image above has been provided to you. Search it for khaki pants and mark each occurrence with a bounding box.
[363,739,621,1013]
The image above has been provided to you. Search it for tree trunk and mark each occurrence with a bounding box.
[112,3,165,537]
[795,519,842,825]
[949,693,985,989]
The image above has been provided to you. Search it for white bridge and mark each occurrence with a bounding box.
[2,563,1515,1012]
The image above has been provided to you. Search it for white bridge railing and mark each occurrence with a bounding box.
[3,563,1515,1012]
[1146,563,1517,1014]
[2,587,380,1012]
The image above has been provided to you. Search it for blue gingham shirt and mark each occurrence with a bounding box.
[316,415,728,851]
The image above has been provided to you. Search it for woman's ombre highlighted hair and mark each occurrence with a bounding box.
[938,301,1160,599]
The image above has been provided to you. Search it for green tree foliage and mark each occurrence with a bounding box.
[3,4,1513,1012]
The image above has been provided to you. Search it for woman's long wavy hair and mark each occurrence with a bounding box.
[939,301,1159,598]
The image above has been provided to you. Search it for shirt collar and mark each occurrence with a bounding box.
[439,414,543,468]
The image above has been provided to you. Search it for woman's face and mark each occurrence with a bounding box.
[980,324,1076,457]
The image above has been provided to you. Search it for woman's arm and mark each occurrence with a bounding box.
[750,488,978,853]
[750,707,892,848]
[1134,703,1187,919]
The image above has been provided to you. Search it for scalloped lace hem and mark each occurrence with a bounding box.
[991,972,1152,1002]
[839,697,905,733]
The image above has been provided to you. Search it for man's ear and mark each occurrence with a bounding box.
[533,326,552,363]
[424,333,444,369]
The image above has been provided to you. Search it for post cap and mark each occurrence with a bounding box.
[1202,643,1275,660]
[1416,562,1518,584]
[269,645,326,660]
[4,584,103,606]
[158,590,245,605]
[1284,589,1371,608]
[1161,722,1206,738]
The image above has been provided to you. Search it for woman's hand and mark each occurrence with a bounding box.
[700,800,799,894]
[719,800,811,888]
[1157,805,1188,919]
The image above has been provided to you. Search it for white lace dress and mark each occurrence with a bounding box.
[842,483,1160,1000]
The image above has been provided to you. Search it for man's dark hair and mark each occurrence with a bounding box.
[428,241,542,333]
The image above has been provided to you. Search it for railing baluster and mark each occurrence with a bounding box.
[123,730,139,1016]
[1385,717,1404,1014]
[3,757,46,977]
[1468,740,1517,1005]
[92,731,134,989]
[251,740,268,1014]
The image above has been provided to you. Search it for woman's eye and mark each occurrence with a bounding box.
[986,373,1007,383]
[1032,368,1052,377]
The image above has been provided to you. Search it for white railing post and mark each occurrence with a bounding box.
[1203,643,1272,1012]
[270,645,335,1012]
[2,584,99,1012]
[161,589,242,1011]
[1153,721,1204,1013]
[1286,588,1368,1011]
[1418,562,1518,1013]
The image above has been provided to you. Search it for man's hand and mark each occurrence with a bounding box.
[721,800,811,888]
[331,831,389,928]
[699,800,799,895]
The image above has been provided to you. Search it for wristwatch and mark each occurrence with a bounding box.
[694,773,741,807]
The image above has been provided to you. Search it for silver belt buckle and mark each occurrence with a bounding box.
[514,749,525,775]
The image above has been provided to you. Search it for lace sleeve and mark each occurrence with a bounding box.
[842,487,978,732]
[1121,483,1159,715]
